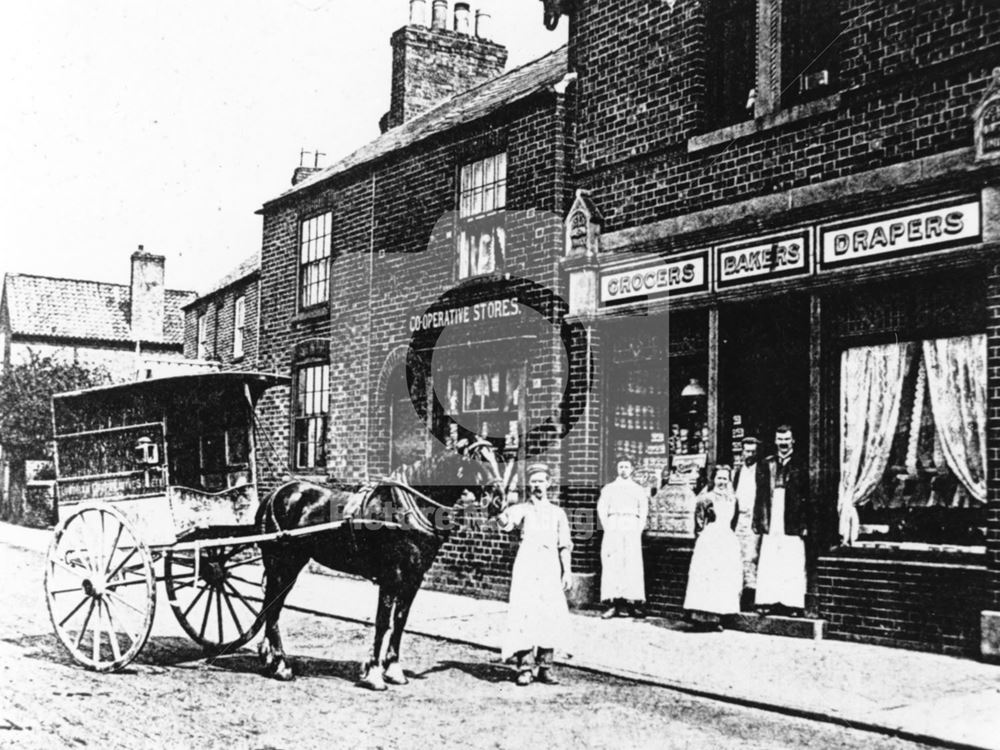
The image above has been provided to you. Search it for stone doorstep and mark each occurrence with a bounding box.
[726,612,827,640]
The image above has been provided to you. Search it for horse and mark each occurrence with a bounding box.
[254,439,512,690]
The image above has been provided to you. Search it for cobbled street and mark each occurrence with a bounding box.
[0,542,940,750]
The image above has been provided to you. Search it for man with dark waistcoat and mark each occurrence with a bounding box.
[753,425,809,616]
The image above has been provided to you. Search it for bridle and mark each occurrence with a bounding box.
[460,438,516,513]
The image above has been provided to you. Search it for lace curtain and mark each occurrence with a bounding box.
[838,342,911,545]
[838,334,987,545]
[922,334,987,505]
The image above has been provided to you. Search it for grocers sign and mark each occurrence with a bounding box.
[600,251,709,306]
[819,199,981,270]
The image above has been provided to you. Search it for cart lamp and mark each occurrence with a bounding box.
[133,437,160,466]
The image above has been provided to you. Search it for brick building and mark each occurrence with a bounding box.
[183,253,260,369]
[0,249,198,522]
[250,0,1000,658]
[547,0,1000,658]
[255,0,575,597]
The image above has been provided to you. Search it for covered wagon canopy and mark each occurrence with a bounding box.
[53,371,289,431]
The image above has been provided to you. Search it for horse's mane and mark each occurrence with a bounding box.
[388,450,477,489]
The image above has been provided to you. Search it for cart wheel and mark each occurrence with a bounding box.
[44,504,156,672]
[164,543,265,655]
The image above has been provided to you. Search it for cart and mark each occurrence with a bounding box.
[43,371,291,672]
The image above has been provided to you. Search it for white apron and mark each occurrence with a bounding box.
[755,487,806,609]
[500,501,572,660]
[683,495,743,615]
[598,479,648,602]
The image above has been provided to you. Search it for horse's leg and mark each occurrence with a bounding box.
[258,544,308,682]
[382,579,421,686]
[358,587,394,691]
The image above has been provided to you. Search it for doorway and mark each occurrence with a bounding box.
[719,296,810,462]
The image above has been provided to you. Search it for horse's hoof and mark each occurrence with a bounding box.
[273,661,295,681]
[359,675,388,691]
[258,642,275,671]
[383,663,408,685]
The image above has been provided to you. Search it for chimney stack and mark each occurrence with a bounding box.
[130,247,165,343]
[431,0,448,29]
[384,1,508,131]
[475,7,491,39]
[453,2,471,34]
[409,0,428,26]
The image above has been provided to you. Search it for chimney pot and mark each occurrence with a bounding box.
[431,0,448,29]
[454,2,471,34]
[130,250,166,343]
[475,8,491,38]
[409,0,428,26]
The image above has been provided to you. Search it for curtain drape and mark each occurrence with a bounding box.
[838,342,911,545]
[922,334,987,506]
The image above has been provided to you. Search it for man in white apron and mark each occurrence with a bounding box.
[597,455,649,618]
[754,426,809,616]
[498,462,573,686]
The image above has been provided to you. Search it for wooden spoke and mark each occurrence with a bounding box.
[103,520,125,578]
[57,595,90,628]
[164,544,264,655]
[101,601,122,663]
[105,596,139,649]
[73,600,96,650]
[104,547,138,586]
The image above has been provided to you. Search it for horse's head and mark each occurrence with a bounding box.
[457,437,517,518]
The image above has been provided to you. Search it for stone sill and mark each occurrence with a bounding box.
[687,94,841,153]
[292,305,329,325]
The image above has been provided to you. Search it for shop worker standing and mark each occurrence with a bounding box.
[497,462,573,686]
[598,455,649,619]
[732,436,769,610]
[754,425,809,616]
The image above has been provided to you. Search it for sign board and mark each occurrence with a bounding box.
[408,297,523,333]
[716,231,811,288]
[819,200,981,270]
[648,482,697,538]
[600,251,709,306]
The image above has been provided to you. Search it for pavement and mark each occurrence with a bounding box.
[4,519,998,750]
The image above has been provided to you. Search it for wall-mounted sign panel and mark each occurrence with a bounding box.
[819,199,981,270]
[716,231,811,289]
[599,251,709,306]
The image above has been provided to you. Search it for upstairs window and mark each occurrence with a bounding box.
[703,0,841,128]
[705,0,756,128]
[457,153,507,279]
[299,211,332,308]
[781,0,840,107]
[233,295,246,359]
[197,312,210,359]
[294,363,329,469]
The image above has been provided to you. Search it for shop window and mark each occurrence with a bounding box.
[233,295,246,359]
[457,153,507,279]
[838,335,986,546]
[299,211,332,308]
[294,364,329,469]
[608,314,710,504]
[437,363,524,463]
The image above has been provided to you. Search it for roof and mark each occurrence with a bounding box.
[184,253,260,309]
[2,273,195,345]
[264,45,569,207]
[53,371,290,413]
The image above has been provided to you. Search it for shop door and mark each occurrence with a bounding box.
[719,296,810,463]
[388,365,428,470]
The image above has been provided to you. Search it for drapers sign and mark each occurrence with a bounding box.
[819,199,981,270]
[599,251,709,306]
[716,231,810,288]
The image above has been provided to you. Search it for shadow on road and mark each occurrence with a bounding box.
[408,659,513,684]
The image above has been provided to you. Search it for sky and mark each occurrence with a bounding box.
[0,0,566,295]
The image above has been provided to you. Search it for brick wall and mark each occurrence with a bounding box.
[817,553,990,656]
[570,0,1000,234]
[183,274,259,369]
[257,91,569,599]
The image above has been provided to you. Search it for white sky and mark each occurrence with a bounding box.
[0,0,566,295]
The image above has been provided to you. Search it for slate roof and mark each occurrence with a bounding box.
[184,253,260,309]
[265,45,569,206]
[2,273,195,345]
